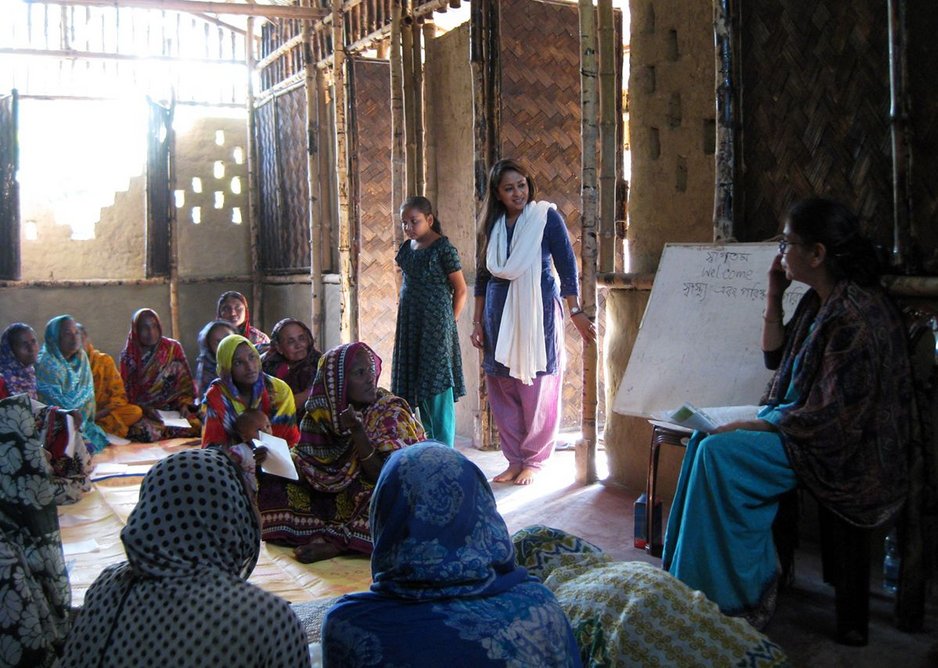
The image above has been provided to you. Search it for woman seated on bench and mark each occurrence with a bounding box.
[663,198,911,628]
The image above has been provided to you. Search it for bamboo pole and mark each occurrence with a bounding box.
[332,0,355,341]
[47,0,328,21]
[390,0,406,249]
[422,21,436,199]
[304,22,325,351]
[577,0,599,485]
[0,47,243,66]
[167,102,181,339]
[597,0,616,273]
[595,272,654,290]
[887,0,912,270]
[401,10,417,196]
[713,0,735,241]
[411,17,424,195]
[245,16,263,332]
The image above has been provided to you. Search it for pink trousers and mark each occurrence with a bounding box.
[486,371,562,470]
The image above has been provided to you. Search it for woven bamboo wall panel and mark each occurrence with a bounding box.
[256,88,312,274]
[499,0,606,429]
[909,3,938,268]
[738,1,892,245]
[351,59,397,373]
[255,100,279,265]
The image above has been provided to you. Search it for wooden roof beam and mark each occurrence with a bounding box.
[29,0,329,21]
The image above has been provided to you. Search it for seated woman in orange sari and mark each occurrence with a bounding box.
[78,324,143,439]
[120,308,200,442]
[259,342,426,564]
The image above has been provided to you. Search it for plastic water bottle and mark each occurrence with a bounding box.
[882,529,900,594]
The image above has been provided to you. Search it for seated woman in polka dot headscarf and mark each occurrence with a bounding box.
[60,448,311,668]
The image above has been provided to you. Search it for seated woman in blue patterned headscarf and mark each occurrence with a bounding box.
[34,315,110,453]
[321,442,581,667]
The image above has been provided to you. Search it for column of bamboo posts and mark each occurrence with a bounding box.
[303,19,324,350]
[333,0,356,341]
[577,0,599,484]
[245,16,264,331]
[597,0,616,274]
[470,0,500,450]
[390,0,406,249]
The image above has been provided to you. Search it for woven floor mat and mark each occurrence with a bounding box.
[59,439,372,607]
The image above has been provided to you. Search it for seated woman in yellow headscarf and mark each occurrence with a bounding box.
[78,323,143,439]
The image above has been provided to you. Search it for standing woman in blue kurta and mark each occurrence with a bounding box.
[471,160,595,485]
[391,196,467,446]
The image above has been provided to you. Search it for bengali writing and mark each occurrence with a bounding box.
[681,279,805,306]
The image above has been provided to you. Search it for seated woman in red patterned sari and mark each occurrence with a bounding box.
[259,342,425,563]
[120,308,201,442]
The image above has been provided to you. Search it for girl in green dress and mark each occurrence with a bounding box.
[391,197,467,446]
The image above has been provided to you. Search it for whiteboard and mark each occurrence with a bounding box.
[612,243,806,418]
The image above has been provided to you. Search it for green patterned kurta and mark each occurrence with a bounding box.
[392,237,466,407]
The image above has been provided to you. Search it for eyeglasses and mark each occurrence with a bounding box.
[777,238,803,254]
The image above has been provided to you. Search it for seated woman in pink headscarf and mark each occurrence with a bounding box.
[261,317,321,409]
[216,291,270,350]
[259,342,425,563]
[120,308,200,442]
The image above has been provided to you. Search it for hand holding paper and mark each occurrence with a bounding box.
[652,403,761,433]
[253,431,299,480]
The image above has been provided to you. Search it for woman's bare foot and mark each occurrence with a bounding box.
[492,465,522,483]
[294,540,342,563]
[514,467,538,485]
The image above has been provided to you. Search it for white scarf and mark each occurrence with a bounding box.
[486,200,555,384]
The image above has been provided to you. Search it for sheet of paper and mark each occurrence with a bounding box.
[105,432,132,446]
[254,432,299,481]
[650,404,762,433]
[57,514,96,528]
[63,538,99,556]
[64,414,79,457]
[89,463,152,481]
[156,409,191,429]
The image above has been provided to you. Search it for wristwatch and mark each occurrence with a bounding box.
[570,305,583,316]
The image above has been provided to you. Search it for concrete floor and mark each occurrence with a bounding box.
[461,441,938,668]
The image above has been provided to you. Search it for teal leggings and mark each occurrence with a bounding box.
[417,387,455,447]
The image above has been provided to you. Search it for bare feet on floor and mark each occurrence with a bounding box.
[514,467,538,485]
[294,540,342,563]
[492,465,522,483]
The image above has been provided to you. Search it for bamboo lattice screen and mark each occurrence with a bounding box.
[499,0,606,429]
[255,87,312,274]
[350,58,398,371]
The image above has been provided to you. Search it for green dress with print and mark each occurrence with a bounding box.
[392,237,466,440]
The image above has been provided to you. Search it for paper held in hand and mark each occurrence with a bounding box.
[651,403,762,433]
[156,410,191,429]
[253,431,299,480]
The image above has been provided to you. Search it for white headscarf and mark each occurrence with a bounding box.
[486,200,555,384]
